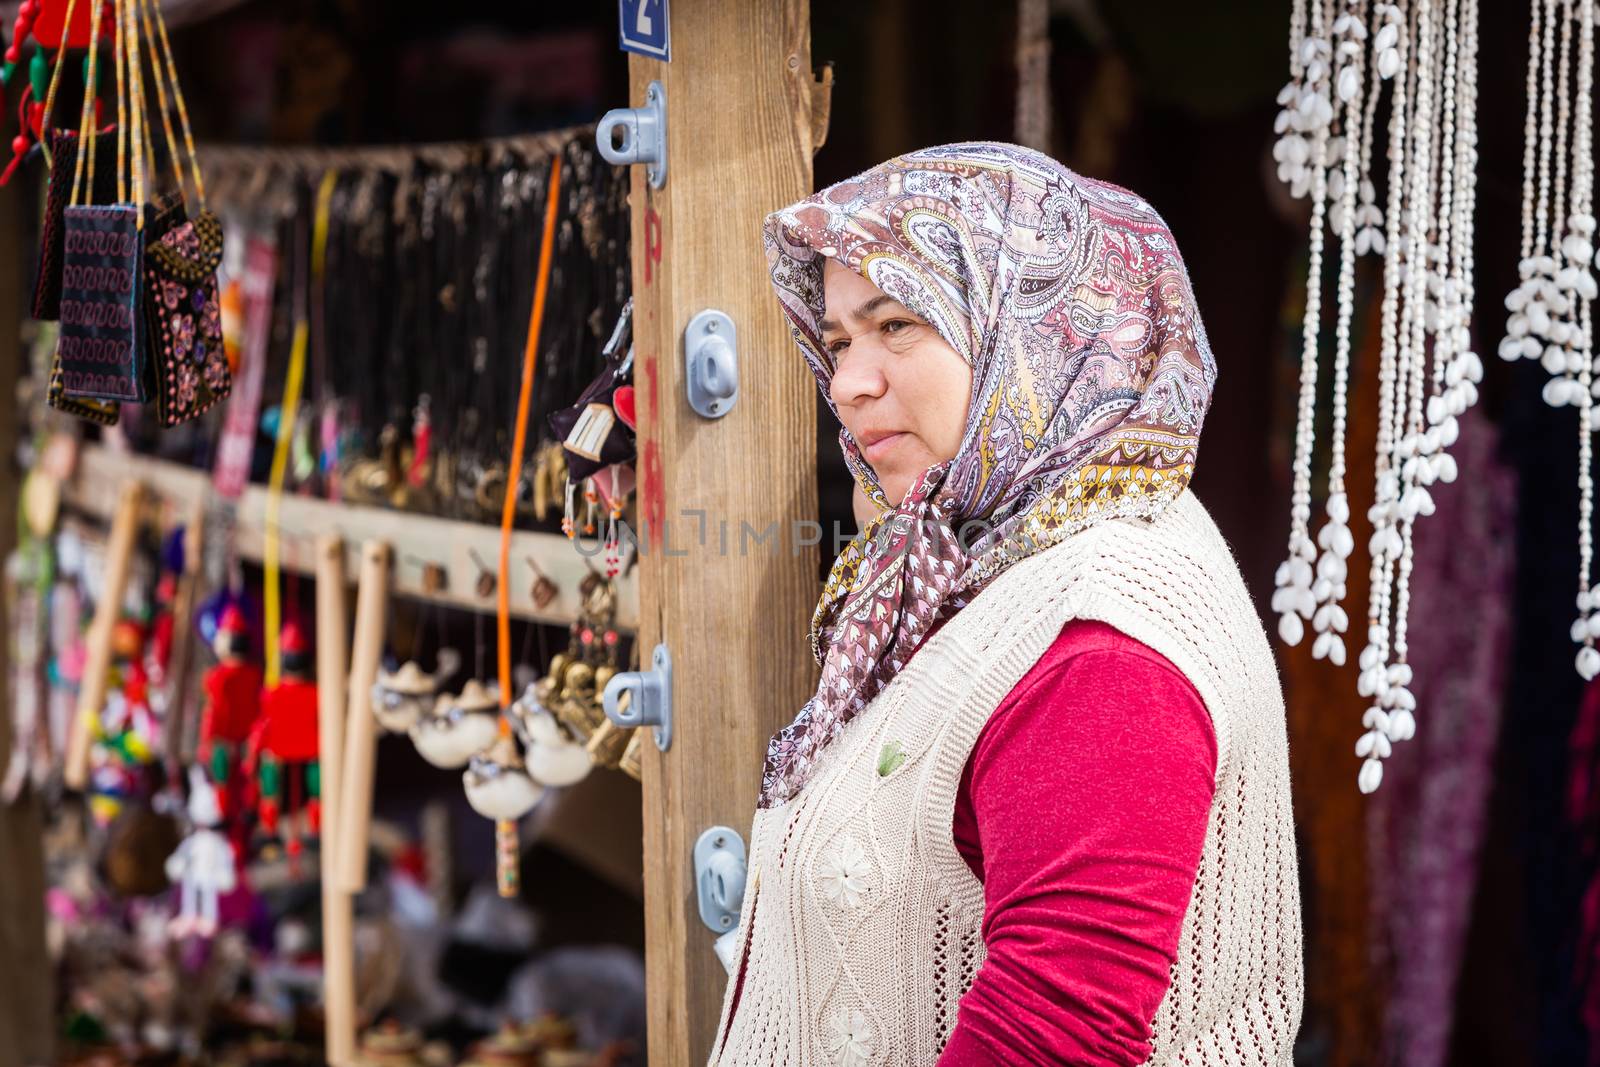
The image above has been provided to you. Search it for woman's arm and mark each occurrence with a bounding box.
[939,620,1218,1066]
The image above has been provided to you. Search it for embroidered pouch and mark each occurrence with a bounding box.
[31,127,119,322]
[57,203,147,403]
[141,204,228,426]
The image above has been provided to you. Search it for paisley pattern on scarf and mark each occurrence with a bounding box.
[758,142,1217,808]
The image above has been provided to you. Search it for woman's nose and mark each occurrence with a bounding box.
[829,344,888,408]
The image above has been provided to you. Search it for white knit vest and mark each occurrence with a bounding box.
[709,490,1304,1065]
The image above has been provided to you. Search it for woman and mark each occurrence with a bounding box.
[711,142,1303,1066]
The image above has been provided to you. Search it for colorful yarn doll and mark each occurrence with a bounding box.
[165,766,236,938]
[244,622,319,858]
[197,605,260,818]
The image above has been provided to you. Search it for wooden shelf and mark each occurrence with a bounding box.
[63,444,639,631]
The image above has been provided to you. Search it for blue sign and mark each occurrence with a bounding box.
[618,0,670,61]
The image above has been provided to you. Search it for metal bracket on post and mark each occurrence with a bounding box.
[694,826,748,935]
[595,80,667,189]
[601,642,672,751]
[684,308,739,418]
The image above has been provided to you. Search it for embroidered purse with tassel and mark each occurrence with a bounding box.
[131,0,228,426]
[46,0,124,423]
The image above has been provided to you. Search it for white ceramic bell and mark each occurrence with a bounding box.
[463,737,544,820]
[506,688,594,787]
[409,680,501,769]
[525,735,593,787]
[371,661,436,732]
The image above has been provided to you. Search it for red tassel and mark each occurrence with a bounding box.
[408,401,431,488]
[258,796,279,835]
[0,85,30,187]
[306,796,322,835]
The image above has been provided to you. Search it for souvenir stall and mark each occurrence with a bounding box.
[0,0,680,1063]
[13,0,1600,1065]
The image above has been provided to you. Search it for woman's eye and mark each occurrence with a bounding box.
[882,319,917,337]
[826,338,850,356]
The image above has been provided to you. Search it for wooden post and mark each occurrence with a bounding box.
[0,151,52,1067]
[164,499,206,767]
[336,540,391,893]
[64,482,145,790]
[625,2,820,1062]
[314,536,356,1065]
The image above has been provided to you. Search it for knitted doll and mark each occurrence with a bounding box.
[245,623,320,857]
[197,605,261,817]
[165,766,236,938]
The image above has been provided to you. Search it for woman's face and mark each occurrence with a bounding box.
[821,259,972,506]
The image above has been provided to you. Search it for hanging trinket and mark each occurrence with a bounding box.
[244,622,320,855]
[197,604,260,816]
[618,727,643,782]
[508,684,592,787]
[463,735,543,820]
[409,679,500,769]
[370,650,458,732]
[548,312,636,541]
[1499,0,1600,683]
[164,765,236,938]
[525,557,558,610]
[408,394,432,489]
[1271,0,1483,793]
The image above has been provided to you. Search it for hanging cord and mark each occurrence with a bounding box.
[133,0,185,201]
[66,0,104,208]
[145,0,203,206]
[264,175,331,684]
[121,0,144,225]
[494,152,561,898]
[113,0,126,204]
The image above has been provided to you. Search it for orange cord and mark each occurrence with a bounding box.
[493,154,561,897]
[499,153,562,719]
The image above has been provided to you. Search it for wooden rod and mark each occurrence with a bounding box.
[314,535,356,1065]
[163,496,205,767]
[335,540,390,893]
[64,482,144,790]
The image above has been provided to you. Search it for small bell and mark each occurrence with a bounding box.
[409,680,500,769]
[508,687,593,788]
[463,736,544,820]
[371,661,439,732]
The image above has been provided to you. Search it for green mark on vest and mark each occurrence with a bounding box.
[877,740,906,777]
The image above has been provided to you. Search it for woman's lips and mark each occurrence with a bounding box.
[861,432,907,463]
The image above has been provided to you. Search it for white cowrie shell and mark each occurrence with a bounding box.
[1580,646,1600,681]
[1359,757,1384,794]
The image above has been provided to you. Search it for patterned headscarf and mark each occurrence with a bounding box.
[758,141,1216,808]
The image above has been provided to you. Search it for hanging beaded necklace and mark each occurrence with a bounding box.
[1272,0,1483,793]
[1498,1,1599,678]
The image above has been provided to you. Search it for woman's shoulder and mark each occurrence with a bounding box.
[1024,619,1209,709]
[973,618,1217,776]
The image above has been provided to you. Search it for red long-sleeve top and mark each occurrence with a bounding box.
[938,618,1216,1065]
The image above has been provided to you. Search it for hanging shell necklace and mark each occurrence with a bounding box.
[1272,0,1483,793]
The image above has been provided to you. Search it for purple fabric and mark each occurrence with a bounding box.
[1365,406,1516,1067]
